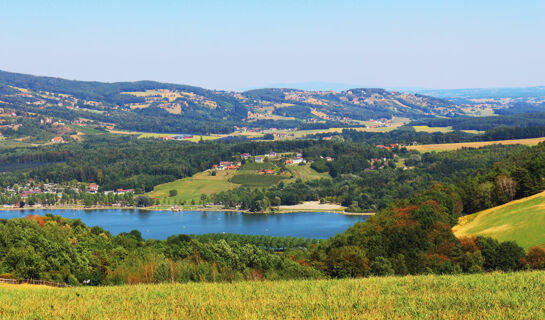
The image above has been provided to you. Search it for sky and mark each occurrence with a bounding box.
[1,0,544,91]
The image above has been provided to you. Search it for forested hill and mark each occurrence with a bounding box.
[0,70,466,134]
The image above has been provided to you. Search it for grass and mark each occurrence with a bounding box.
[147,171,239,204]
[1,271,544,319]
[230,174,287,187]
[108,130,224,142]
[287,164,331,182]
[239,162,276,170]
[68,125,109,136]
[0,140,39,149]
[147,163,327,204]
[407,137,545,152]
[453,191,545,248]
[412,125,453,133]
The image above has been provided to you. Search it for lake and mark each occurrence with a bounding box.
[0,209,368,240]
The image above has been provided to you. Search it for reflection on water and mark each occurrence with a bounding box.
[0,209,368,240]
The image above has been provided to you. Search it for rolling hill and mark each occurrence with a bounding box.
[0,70,469,135]
[453,191,545,248]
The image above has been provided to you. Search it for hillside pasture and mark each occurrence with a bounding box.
[408,137,545,152]
[1,271,544,319]
[287,163,331,182]
[147,171,239,204]
[453,191,545,248]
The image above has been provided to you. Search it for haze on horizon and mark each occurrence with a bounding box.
[1,0,544,91]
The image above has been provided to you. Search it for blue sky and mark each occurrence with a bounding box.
[1,0,544,90]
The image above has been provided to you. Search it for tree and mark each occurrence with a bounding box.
[169,189,178,197]
[496,241,525,271]
[200,194,208,207]
[370,256,394,276]
[136,195,152,207]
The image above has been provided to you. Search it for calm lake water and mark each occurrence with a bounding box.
[0,209,368,240]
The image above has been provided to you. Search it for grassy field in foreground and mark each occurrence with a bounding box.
[453,191,545,248]
[1,271,544,319]
[407,137,545,152]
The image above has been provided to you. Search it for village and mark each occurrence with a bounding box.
[0,181,136,209]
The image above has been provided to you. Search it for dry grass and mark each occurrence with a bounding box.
[1,271,544,319]
[408,137,545,152]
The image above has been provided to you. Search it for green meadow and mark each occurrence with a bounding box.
[454,191,545,248]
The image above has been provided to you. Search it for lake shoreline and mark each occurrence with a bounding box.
[0,205,374,216]
[0,208,369,240]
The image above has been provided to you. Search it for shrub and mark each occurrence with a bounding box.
[522,246,545,269]
[370,256,395,276]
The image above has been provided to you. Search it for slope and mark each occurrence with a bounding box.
[453,191,545,248]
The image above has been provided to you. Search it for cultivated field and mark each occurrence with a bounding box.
[454,191,545,248]
[408,137,545,152]
[230,174,287,187]
[412,125,453,133]
[1,271,544,319]
[411,125,482,135]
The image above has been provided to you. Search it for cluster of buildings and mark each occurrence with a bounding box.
[212,161,242,171]
[161,135,194,141]
[104,188,135,195]
[87,183,135,195]
[376,144,398,150]
[285,153,305,165]
[255,152,278,163]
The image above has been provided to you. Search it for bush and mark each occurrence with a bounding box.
[496,241,525,271]
[370,256,394,276]
[522,246,545,269]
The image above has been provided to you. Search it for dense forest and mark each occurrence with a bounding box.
[411,112,545,131]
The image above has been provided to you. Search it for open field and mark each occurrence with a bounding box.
[230,174,288,187]
[412,125,454,133]
[407,137,545,152]
[453,191,545,248]
[412,125,482,135]
[148,164,329,204]
[147,171,239,204]
[0,139,39,149]
[287,164,331,181]
[1,271,544,319]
